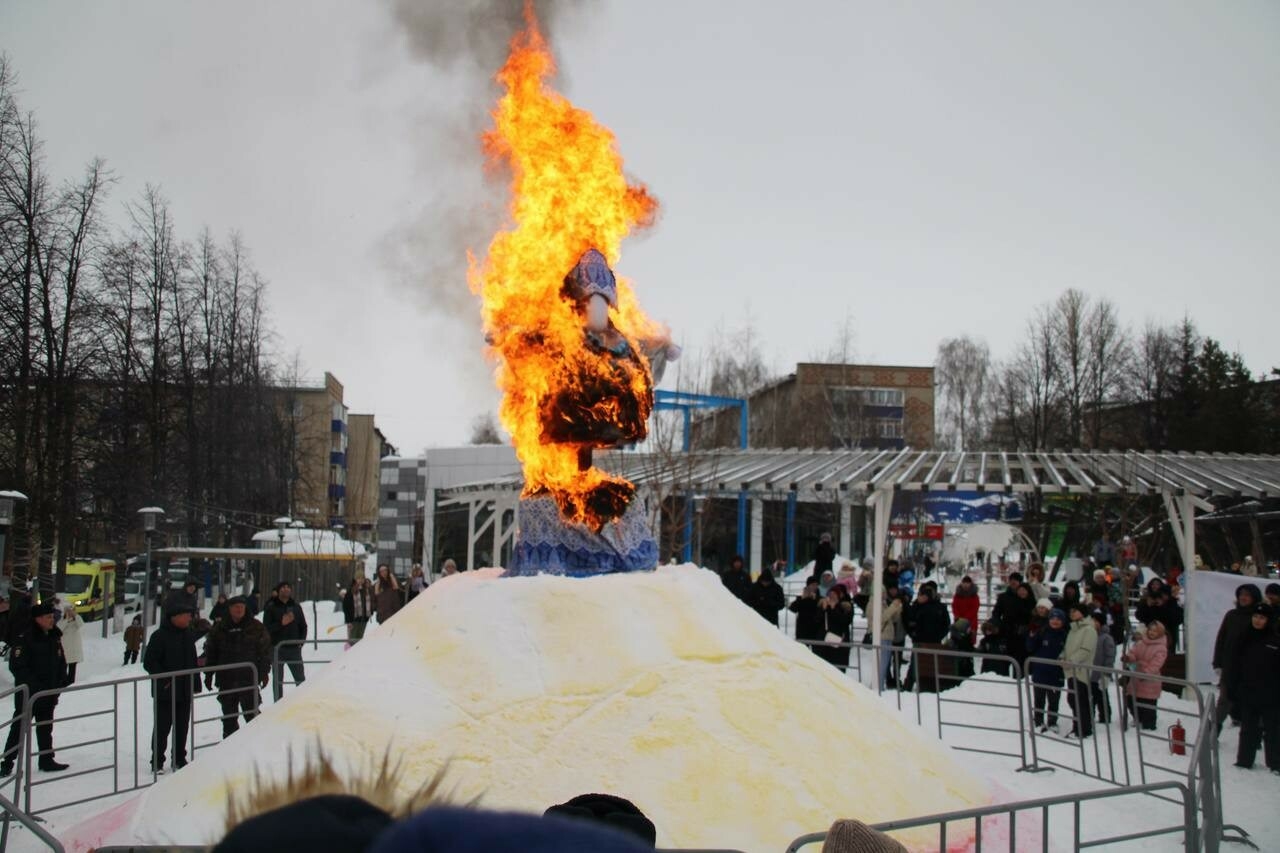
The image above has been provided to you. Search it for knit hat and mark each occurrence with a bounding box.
[544,793,656,846]
[1048,608,1067,623]
[370,805,652,853]
[213,794,392,853]
[163,599,198,620]
[952,618,970,633]
[30,602,55,618]
[1090,609,1107,624]
[820,818,909,853]
[1254,603,1274,617]
[1036,598,1053,611]
[227,595,248,607]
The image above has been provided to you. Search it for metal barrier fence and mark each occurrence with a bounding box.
[784,781,1195,852]
[796,638,1029,766]
[21,662,259,817]
[270,638,353,700]
[0,683,61,853]
[793,637,1251,851]
[1021,657,1204,793]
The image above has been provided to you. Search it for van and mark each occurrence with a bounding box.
[56,559,117,620]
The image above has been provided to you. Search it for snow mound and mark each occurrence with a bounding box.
[64,565,990,852]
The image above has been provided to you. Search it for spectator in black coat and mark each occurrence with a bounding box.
[906,586,951,644]
[1057,580,1084,614]
[747,568,785,626]
[264,582,308,701]
[812,533,836,578]
[342,575,374,642]
[3,590,32,649]
[903,586,950,690]
[144,601,201,772]
[2,603,69,776]
[164,576,200,615]
[882,559,901,594]
[789,576,824,654]
[994,576,1035,667]
[815,586,854,670]
[1135,584,1183,651]
[720,555,752,604]
[1228,604,1280,771]
[209,594,229,624]
[1214,583,1263,730]
[203,597,271,738]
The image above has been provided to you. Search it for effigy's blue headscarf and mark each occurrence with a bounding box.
[564,248,618,307]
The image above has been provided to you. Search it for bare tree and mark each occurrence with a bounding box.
[934,335,992,451]
[1053,289,1089,446]
[1083,297,1129,447]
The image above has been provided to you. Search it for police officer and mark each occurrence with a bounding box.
[2,602,70,776]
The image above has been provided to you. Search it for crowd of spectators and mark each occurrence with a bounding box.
[723,533,1280,775]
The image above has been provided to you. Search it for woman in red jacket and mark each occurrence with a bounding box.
[951,576,981,642]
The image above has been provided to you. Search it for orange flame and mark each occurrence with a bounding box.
[469,7,663,529]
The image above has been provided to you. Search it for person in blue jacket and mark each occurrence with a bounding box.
[1027,608,1069,733]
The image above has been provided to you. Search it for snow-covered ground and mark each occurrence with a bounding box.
[2,591,1275,852]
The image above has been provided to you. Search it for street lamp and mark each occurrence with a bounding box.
[138,506,165,635]
[0,490,28,588]
[273,516,291,595]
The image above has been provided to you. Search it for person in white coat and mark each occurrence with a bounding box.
[59,606,85,684]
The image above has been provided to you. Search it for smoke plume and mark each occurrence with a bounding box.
[379,1,592,416]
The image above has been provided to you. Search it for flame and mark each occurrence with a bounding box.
[469,7,662,529]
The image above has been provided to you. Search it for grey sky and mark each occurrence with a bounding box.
[2,1,1277,453]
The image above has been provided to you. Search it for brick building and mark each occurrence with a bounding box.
[693,362,935,450]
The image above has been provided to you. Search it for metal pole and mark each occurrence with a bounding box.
[785,491,797,569]
[736,492,747,560]
[142,533,153,637]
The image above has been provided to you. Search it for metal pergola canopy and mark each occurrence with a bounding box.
[438,449,1280,503]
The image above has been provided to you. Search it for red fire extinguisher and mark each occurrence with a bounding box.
[1168,719,1186,756]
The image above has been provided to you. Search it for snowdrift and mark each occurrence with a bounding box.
[63,565,990,852]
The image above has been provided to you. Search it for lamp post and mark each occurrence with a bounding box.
[0,490,28,589]
[138,507,165,635]
[273,516,291,597]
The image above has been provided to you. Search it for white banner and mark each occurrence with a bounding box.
[1182,570,1256,685]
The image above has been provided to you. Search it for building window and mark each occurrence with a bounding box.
[877,419,904,439]
[387,491,397,501]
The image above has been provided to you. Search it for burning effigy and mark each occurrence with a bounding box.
[468,10,679,575]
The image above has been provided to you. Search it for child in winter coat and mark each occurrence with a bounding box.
[123,616,145,665]
[1090,610,1118,724]
[1027,609,1069,732]
[942,619,975,688]
[1122,621,1169,731]
[978,621,1012,676]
